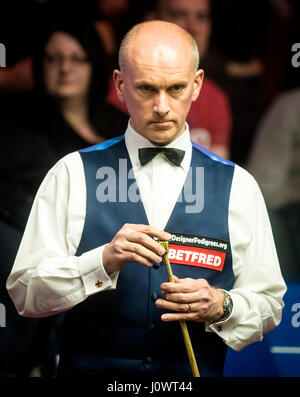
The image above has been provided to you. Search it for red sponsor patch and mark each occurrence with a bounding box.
[168,244,226,271]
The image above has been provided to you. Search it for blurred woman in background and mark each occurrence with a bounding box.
[9,23,128,162]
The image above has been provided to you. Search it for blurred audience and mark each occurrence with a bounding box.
[94,0,130,70]
[0,115,58,376]
[247,88,300,281]
[200,0,267,166]
[5,24,128,163]
[94,0,152,71]
[0,57,34,94]
[204,0,296,166]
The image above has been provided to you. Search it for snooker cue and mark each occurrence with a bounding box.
[158,240,200,377]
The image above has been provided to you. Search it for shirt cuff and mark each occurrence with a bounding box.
[78,244,119,296]
[205,291,247,349]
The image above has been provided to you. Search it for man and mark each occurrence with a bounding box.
[7,21,286,377]
[142,0,232,159]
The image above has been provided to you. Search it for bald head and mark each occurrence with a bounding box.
[113,19,204,145]
[118,20,199,72]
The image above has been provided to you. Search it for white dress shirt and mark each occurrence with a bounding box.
[7,121,286,351]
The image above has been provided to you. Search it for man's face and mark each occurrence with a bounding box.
[114,43,203,145]
[156,0,211,58]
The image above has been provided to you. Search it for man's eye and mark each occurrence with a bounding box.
[169,85,184,93]
[139,85,154,92]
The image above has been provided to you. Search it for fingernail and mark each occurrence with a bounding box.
[159,247,165,255]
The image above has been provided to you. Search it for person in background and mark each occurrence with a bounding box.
[247,88,300,281]
[202,0,296,166]
[0,114,58,376]
[8,23,128,163]
[94,0,130,70]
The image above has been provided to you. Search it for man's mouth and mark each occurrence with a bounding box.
[151,120,173,126]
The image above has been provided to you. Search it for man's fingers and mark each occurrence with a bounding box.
[156,298,196,312]
[103,223,170,272]
[126,241,163,264]
[126,252,156,268]
[161,278,205,294]
[120,224,171,255]
[129,232,166,256]
[156,298,206,322]
[159,291,201,304]
[156,277,223,323]
[160,312,196,322]
[127,224,171,241]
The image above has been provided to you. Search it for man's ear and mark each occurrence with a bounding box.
[192,69,204,102]
[113,69,125,102]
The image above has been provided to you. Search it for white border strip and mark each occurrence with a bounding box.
[270,346,300,354]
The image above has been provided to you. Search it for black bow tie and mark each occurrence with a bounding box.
[138,147,185,167]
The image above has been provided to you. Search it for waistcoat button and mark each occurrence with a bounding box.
[151,292,158,301]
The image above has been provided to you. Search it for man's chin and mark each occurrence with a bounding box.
[147,129,181,146]
[133,121,184,145]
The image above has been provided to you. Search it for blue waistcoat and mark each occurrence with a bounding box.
[58,135,235,377]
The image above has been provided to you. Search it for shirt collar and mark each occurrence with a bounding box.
[125,120,192,172]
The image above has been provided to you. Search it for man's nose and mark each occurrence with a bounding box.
[153,91,170,116]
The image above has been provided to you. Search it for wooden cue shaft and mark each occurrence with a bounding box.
[158,241,200,377]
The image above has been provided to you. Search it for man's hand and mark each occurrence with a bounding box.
[102,223,171,274]
[155,276,225,323]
